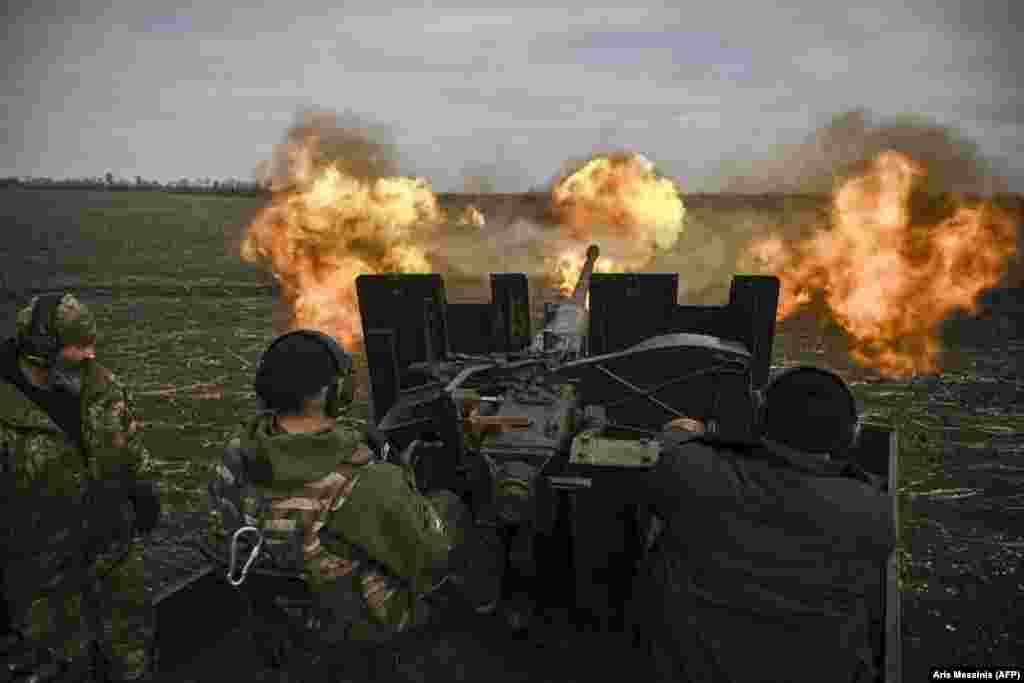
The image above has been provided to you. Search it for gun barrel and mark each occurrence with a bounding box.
[571,245,600,305]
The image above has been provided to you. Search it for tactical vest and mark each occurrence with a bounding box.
[209,439,416,633]
[210,439,350,574]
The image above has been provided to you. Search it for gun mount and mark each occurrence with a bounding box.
[355,246,788,621]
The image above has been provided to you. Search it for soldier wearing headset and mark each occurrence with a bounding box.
[1,293,160,680]
[206,329,503,665]
[640,367,894,683]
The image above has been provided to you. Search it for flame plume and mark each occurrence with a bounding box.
[547,153,687,296]
[240,114,448,349]
[748,150,1018,377]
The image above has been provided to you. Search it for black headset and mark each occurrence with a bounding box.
[255,330,353,418]
[21,293,66,358]
[755,365,861,456]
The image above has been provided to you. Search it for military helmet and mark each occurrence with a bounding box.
[16,293,98,365]
[254,329,354,417]
[761,366,860,456]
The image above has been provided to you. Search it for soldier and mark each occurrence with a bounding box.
[0,293,160,679]
[638,367,894,682]
[207,330,502,658]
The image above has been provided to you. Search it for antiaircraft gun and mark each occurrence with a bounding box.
[354,243,900,680]
[147,244,901,682]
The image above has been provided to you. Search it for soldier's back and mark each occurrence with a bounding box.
[641,438,893,683]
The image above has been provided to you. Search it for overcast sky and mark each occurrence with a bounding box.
[3,0,1022,192]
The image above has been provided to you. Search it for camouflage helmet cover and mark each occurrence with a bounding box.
[16,293,98,364]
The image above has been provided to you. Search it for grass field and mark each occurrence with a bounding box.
[2,187,1022,680]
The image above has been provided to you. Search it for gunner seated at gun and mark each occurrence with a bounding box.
[206,330,503,649]
[638,367,894,683]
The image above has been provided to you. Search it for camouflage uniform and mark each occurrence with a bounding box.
[0,294,152,657]
[208,413,501,645]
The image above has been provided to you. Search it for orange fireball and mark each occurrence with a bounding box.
[547,152,686,296]
[747,150,1017,377]
[240,115,445,349]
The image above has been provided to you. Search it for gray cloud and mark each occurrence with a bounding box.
[2,0,1021,191]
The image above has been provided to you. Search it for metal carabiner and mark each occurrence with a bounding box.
[227,525,263,587]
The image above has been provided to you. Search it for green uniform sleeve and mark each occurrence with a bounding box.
[328,463,452,596]
[79,363,151,482]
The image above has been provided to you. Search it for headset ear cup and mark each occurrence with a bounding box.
[24,293,64,357]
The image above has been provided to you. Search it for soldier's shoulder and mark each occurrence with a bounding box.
[354,462,418,502]
[657,431,729,462]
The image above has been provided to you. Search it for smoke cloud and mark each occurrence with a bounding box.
[660,109,1022,305]
[256,108,403,190]
[235,106,1022,370]
[697,110,1022,374]
[711,109,1009,196]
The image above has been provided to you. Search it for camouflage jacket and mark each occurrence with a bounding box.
[0,338,150,488]
[0,337,151,594]
[208,413,452,638]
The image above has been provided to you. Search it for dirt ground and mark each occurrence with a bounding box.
[885,343,1024,671]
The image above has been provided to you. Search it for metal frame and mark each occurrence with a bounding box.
[148,565,312,678]
[355,274,450,369]
[886,428,902,683]
[849,423,902,683]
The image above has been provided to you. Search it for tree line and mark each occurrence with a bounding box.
[0,174,269,196]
